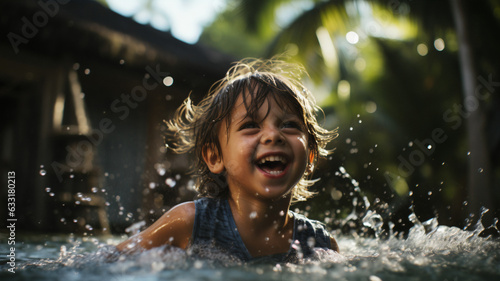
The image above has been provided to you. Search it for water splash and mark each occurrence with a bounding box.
[5,221,498,281]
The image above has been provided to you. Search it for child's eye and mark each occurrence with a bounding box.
[239,121,259,130]
[282,121,303,130]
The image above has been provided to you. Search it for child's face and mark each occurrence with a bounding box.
[213,93,310,201]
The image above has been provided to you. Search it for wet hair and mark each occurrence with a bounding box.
[165,58,338,202]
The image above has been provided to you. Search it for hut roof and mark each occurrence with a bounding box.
[1,0,234,74]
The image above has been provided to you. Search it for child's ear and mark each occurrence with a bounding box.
[202,144,225,174]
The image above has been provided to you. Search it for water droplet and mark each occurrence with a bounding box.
[349,127,353,131]
[91,187,98,193]
[339,166,346,174]
[427,145,432,150]
[478,168,484,173]
[39,169,46,176]
[264,237,270,241]
[165,178,176,187]
[45,187,51,192]
[249,211,257,219]
[84,68,91,75]
[119,59,125,65]
[149,182,156,189]
[157,167,166,176]
[163,76,174,86]
[194,260,203,269]
[279,210,285,216]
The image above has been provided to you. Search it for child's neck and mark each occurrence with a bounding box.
[228,194,291,228]
[227,193,294,257]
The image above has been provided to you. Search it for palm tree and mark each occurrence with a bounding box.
[235,0,498,223]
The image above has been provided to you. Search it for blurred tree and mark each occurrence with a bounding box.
[224,0,499,228]
[100,0,499,230]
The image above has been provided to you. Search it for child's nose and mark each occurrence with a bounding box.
[261,126,284,145]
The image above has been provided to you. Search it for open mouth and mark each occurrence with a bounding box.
[256,155,288,176]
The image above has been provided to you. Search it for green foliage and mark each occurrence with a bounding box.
[201,0,500,229]
[198,1,278,58]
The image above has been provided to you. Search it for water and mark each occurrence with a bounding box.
[2,210,499,281]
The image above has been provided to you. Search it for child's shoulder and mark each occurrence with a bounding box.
[159,201,196,223]
[117,201,196,252]
[147,201,196,248]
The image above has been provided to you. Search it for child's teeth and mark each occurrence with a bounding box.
[258,156,286,164]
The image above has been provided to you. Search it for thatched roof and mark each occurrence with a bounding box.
[1,0,234,74]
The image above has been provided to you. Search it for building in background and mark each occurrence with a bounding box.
[0,0,233,234]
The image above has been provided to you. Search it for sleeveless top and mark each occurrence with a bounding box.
[189,197,332,262]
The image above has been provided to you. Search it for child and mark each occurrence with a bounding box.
[117,58,339,262]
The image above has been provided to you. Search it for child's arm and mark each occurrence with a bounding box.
[116,201,195,253]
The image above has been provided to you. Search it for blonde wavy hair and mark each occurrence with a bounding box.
[165,58,338,202]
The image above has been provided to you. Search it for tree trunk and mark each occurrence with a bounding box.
[449,0,492,218]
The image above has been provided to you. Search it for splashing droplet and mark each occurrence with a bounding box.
[163,76,174,86]
[165,178,176,187]
[249,211,257,219]
[39,169,46,176]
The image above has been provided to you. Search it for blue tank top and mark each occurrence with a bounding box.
[189,197,332,262]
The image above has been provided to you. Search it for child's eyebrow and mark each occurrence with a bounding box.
[280,112,304,122]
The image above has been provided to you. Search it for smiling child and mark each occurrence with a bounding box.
[117,58,339,262]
